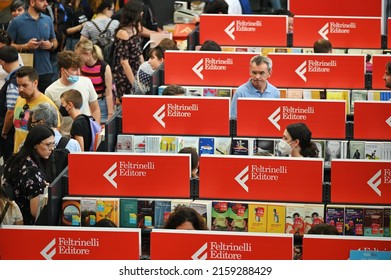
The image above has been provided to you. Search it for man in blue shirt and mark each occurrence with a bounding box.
[8,0,58,93]
[230,55,280,119]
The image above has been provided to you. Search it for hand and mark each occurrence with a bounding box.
[39,40,52,50]
[1,132,7,139]
[26,38,41,50]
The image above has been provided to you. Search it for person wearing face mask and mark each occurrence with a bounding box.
[45,50,101,136]
[276,122,319,158]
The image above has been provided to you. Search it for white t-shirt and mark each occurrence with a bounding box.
[0,200,23,225]
[225,0,243,14]
[45,77,98,135]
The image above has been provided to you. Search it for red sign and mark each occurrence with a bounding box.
[150,230,293,260]
[354,101,391,140]
[199,155,324,203]
[68,153,191,197]
[122,96,230,136]
[371,55,390,90]
[164,51,255,86]
[294,16,381,49]
[389,19,391,51]
[331,160,391,205]
[268,53,365,89]
[303,235,391,260]
[200,14,287,47]
[0,226,140,260]
[289,0,382,17]
[237,99,346,139]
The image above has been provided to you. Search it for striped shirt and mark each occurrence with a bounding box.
[81,60,106,97]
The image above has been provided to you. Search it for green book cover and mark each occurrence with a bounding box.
[120,198,138,228]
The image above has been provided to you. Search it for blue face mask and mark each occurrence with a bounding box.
[65,69,79,83]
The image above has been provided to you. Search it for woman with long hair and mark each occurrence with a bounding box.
[2,124,55,225]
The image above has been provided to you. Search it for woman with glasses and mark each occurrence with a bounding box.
[2,124,55,225]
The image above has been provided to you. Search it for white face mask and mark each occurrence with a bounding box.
[278,140,293,156]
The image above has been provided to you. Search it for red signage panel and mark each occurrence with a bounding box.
[199,155,324,203]
[0,226,141,260]
[151,230,293,260]
[165,51,255,86]
[200,14,287,47]
[303,235,391,260]
[122,96,230,136]
[68,153,191,197]
[354,101,391,140]
[389,19,391,50]
[289,0,382,17]
[237,99,346,139]
[268,53,365,89]
[372,55,390,90]
[331,160,391,205]
[294,16,381,49]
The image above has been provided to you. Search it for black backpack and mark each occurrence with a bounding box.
[90,19,115,67]
[48,136,70,181]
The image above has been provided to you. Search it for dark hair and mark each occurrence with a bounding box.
[0,45,19,63]
[162,85,185,96]
[386,61,391,75]
[158,38,178,51]
[10,0,27,13]
[366,54,372,63]
[164,206,208,230]
[96,0,114,14]
[200,40,221,51]
[148,46,164,60]
[16,66,39,82]
[179,146,199,175]
[314,39,333,53]
[117,0,143,36]
[204,0,229,14]
[94,218,117,227]
[307,223,339,235]
[286,122,319,157]
[273,8,294,17]
[0,29,12,45]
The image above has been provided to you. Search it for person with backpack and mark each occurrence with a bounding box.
[75,39,114,123]
[2,124,55,225]
[79,0,119,66]
[0,46,21,162]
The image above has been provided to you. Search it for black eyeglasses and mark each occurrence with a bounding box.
[19,103,29,119]
[30,119,43,127]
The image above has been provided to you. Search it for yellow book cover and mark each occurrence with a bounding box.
[160,136,177,153]
[303,89,322,99]
[221,47,235,52]
[267,205,286,233]
[326,89,350,114]
[248,204,268,232]
[261,47,274,56]
[96,198,119,227]
[367,91,381,101]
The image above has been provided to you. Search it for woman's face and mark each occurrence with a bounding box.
[176,221,195,230]
[148,53,163,70]
[11,6,25,18]
[75,48,91,65]
[35,135,55,159]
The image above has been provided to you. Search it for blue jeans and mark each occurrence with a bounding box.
[98,98,108,124]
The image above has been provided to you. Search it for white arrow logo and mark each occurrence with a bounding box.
[192,59,204,80]
[268,107,281,130]
[191,242,208,260]
[180,27,193,34]
[153,105,166,128]
[318,23,329,40]
[104,162,117,188]
[295,61,307,82]
[367,170,382,196]
[386,116,391,127]
[224,21,235,40]
[235,166,249,192]
[41,238,56,260]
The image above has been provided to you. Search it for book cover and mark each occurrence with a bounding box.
[304,204,324,234]
[199,137,215,155]
[134,135,146,153]
[247,47,261,53]
[159,136,178,153]
[214,137,231,155]
[261,47,275,56]
[217,88,231,98]
[221,46,235,52]
[61,197,82,226]
[116,134,134,153]
[266,205,286,233]
[279,88,287,98]
[190,200,212,230]
[170,199,192,212]
[154,200,172,229]
[325,140,342,167]
[80,198,97,227]
[158,85,167,95]
[367,90,381,101]
[303,89,322,99]
[363,207,384,237]
[145,135,161,153]
[313,140,325,159]
[364,142,383,160]
[325,205,345,235]
[228,202,249,232]
[285,204,305,236]
[137,199,155,229]
[286,89,303,99]
[186,87,203,96]
[381,142,391,160]
[203,87,218,97]
[119,198,138,228]
[384,208,391,237]
[344,206,364,236]
[248,203,268,233]
[231,138,249,156]
[252,138,274,156]
[326,89,350,114]
[211,201,230,231]
[349,141,365,159]
[235,47,248,52]
[96,198,119,227]
[350,90,367,114]
[181,136,199,153]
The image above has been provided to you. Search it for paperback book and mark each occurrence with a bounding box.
[248,203,268,233]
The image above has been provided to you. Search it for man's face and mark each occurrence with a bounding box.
[17,76,37,100]
[383,67,391,88]
[31,0,48,13]
[249,62,270,90]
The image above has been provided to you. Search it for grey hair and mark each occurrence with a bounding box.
[31,103,58,128]
[250,55,273,71]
